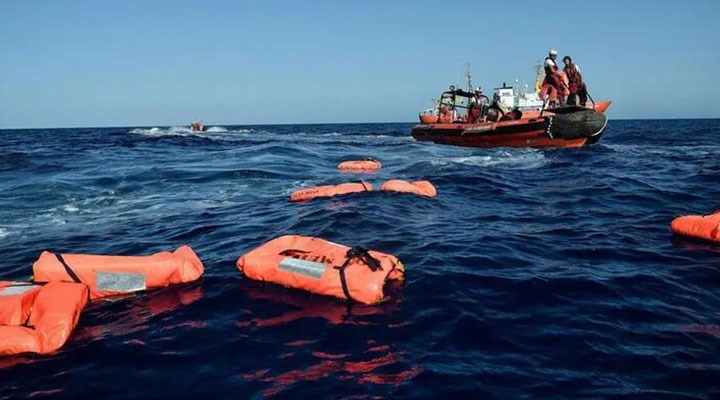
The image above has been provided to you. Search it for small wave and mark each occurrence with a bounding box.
[0,228,9,239]
[205,126,228,133]
[448,150,547,169]
[128,126,256,139]
[128,127,189,136]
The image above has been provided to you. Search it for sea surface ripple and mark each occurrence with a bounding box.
[1,120,719,399]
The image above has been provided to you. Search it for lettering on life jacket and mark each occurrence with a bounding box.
[278,257,329,279]
[278,249,336,267]
[0,284,40,296]
[95,271,147,293]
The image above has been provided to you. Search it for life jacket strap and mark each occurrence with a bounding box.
[334,247,382,302]
[54,254,82,284]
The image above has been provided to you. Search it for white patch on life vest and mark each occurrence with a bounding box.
[0,283,40,296]
[279,257,328,279]
[96,271,146,293]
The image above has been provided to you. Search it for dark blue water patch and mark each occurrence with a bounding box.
[1,120,720,398]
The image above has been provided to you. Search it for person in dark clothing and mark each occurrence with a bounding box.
[562,56,588,106]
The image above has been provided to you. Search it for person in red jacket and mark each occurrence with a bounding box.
[539,50,568,106]
[562,55,588,106]
[438,105,453,123]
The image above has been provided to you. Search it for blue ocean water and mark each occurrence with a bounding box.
[0,120,719,399]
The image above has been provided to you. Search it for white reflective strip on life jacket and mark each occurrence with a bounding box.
[278,257,328,279]
[96,271,147,293]
[0,284,40,296]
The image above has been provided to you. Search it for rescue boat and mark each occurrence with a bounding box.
[412,88,609,148]
[418,61,612,124]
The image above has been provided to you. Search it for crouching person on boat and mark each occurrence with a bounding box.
[438,104,453,123]
[539,50,569,107]
[562,55,588,106]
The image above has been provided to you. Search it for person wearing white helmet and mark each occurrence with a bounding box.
[468,86,485,123]
[539,49,568,106]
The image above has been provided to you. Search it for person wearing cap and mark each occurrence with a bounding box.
[539,50,568,106]
[562,56,587,106]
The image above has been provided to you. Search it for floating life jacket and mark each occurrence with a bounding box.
[338,159,382,172]
[291,182,373,202]
[0,281,88,355]
[671,211,720,243]
[381,180,437,198]
[32,246,204,299]
[236,235,404,305]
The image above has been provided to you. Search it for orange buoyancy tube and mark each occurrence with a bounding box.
[32,246,204,299]
[671,211,720,242]
[236,235,405,305]
[381,180,437,198]
[338,159,382,172]
[0,281,88,355]
[290,182,373,202]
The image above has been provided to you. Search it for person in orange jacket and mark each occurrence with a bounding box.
[438,104,453,123]
[539,50,568,106]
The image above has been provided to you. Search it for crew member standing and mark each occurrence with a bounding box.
[562,56,588,106]
[539,50,568,106]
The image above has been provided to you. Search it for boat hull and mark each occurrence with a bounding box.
[411,110,608,149]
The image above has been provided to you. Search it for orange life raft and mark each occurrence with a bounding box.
[291,182,373,202]
[236,235,404,305]
[0,281,88,355]
[338,159,382,172]
[32,245,204,299]
[381,180,437,198]
[671,211,720,243]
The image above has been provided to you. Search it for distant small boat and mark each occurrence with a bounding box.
[189,122,206,132]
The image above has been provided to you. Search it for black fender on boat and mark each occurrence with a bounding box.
[546,109,608,140]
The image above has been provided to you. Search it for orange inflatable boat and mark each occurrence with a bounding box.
[32,245,204,299]
[338,159,382,172]
[291,182,373,202]
[0,281,88,355]
[671,211,720,243]
[237,235,404,305]
[381,180,437,198]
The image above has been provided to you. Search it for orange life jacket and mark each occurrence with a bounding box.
[381,180,437,197]
[0,281,88,355]
[236,235,404,305]
[32,246,204,299]
[338,159,382,172]
[291,182,373,202]
[671,211,720,242]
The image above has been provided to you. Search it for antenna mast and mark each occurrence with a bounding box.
[534,60,544,93]
[466,62,473,91]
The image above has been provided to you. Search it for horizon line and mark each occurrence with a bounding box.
[1,116,719,131]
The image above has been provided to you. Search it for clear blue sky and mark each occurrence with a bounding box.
[1,0,719,128]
